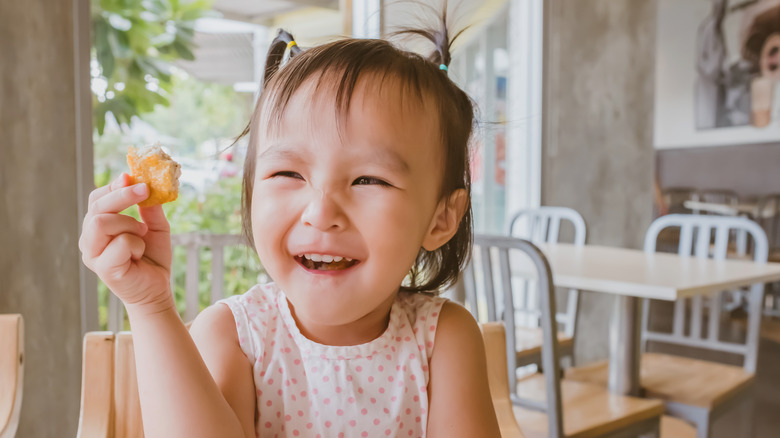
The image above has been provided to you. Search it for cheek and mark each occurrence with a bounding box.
[356,191,435,249]
[251,184,297,256]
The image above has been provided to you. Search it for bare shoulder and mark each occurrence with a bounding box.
[189,302,238,341]
[429,301,484,373]
[427,301,500,437]
[433,301,481,346]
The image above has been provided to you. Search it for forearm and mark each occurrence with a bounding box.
[126,299,246,438]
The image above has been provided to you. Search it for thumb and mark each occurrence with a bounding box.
[138,204,170,233]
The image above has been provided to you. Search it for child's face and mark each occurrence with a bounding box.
[252,76,447,328]
[761,33,780,81]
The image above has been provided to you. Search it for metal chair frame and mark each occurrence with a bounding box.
[506,207,585,361]
[464,235,661,438]
[691,189,740,215]
[642,214,768,438]
[463,235,563,435]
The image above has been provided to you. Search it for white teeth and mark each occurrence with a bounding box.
[300,253,347,263]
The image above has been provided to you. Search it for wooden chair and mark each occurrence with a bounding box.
[505,207,586,368]
[77,332,143,438]
[465,235,664,438]
[0,314,23,438]
[567,214,768,438]
[481,322,694,438]
[79,325,533,438]
[481,322,525,438]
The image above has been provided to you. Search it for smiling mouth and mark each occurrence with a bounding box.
[295,254,359,271]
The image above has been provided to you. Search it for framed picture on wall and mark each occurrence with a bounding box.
[655,0,780,149]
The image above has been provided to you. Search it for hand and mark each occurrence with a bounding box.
[79,173,174,309]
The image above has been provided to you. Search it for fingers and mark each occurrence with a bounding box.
[88,173,130,208]
[91,182,150,215]
[94,233,146,280]
[80,214,149,260]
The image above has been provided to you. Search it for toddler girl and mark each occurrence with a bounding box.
[79,19,500,438]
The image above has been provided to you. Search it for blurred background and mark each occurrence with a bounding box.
[2,0,778,436]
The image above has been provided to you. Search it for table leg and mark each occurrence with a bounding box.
[608,295,642,396]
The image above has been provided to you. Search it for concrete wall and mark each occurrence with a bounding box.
[0,0,91,435]
[657,142,780,199]
[543,0,658,363]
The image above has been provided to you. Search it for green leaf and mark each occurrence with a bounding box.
[92,0,211,136]
[171,39,195,61]
[94,18,115,78]
[94,104,107,135]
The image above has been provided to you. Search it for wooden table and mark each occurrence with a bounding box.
[526,243,780,396]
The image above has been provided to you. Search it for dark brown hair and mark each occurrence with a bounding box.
[743,4,780,64]
[238,19,475,293]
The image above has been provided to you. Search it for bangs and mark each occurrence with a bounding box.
[255,39,447,138]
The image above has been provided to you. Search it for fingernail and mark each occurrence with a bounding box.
[132,183,148,196]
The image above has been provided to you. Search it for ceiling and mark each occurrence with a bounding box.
[176,0,505,87]
[212,0,338,24]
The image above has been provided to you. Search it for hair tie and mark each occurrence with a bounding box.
[439,64,448,72]
[287,41,297,50]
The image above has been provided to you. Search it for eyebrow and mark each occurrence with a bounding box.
[258,144,307,163]
[366,146,411,174]
[259,143,411,175]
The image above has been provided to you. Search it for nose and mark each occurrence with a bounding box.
[300,188,347,231]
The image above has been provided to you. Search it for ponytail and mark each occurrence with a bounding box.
[389,1,468,73]
[263,29,304,88]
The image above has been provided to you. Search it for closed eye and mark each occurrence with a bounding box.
[272,171,304,180]
[353,176,391,187]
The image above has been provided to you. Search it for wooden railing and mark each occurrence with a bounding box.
[106,233,249,332]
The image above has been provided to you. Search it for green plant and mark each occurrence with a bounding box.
[92,0,214,135]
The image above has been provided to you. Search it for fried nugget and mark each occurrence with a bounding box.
[126,144,181,207]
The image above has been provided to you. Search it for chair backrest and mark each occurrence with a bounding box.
[77,332,144,438]
[507,206,586,245]
[642,214,769,373]
[757,194,780,251]
[661,187,697,214]
[693,189,739,212]
[0,314,23,438]
[463,234,563,437]
[506,207,585,337]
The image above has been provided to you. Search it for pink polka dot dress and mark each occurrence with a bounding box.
[218,283,446,438]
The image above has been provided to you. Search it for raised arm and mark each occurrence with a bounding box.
[79,174,254,438]
[426,301,501,437]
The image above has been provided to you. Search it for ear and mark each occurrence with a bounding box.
[422,189,469,252]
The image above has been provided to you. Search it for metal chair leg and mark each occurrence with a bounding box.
[696,414,712,438]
